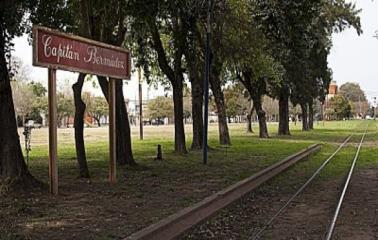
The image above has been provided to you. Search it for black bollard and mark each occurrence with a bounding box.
[155,144,163,161]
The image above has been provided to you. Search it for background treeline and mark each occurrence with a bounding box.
[0,0,362,187]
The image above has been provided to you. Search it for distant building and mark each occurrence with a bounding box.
[323,81,339,120]
[327,81,338,100]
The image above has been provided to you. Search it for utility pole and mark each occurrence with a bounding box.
[374,97,377,120]
[203,0,213,165]
[138,68,144,140]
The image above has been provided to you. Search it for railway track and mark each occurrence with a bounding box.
[126,144,321,240]
[325,126,368,240]
[128,123,370,240]
[251,125,369,240]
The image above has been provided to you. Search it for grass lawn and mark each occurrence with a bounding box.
[1,120,377,239]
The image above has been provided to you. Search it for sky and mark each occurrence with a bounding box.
[328,0,378,103]
[12,0,378,105]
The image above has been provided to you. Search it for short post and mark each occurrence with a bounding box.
[155,144,163,161]
[48,68,58,195]
[109,78,117,183]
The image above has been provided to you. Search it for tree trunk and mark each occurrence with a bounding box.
[210,70,231,145]
[0,38,37,188]
[301,103,309,131]
[148,20,187,154]
[72,73,90,178]
[278,93,290,135]
[186,45,203,150]
[254,98,269,138]
[246,104,254,133]
[184,18,203,151]
[172,80,188,153]
[190,72,203,150]
[309,99,314,130]
[97,76,136,165]
[94,117,101,127]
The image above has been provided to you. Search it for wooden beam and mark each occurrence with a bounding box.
[48,68,58,195]
[109,78,117,183]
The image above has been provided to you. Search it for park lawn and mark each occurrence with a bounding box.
[1,120,376,239]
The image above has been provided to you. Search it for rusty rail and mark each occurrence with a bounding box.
[125,144,321,240]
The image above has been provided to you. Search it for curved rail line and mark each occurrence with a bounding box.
[250,135,353,240]
[324,126,368,240]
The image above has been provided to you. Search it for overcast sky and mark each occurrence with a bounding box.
[328,0,378,103]
[12,0,378,104]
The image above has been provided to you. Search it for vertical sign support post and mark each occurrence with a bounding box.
[138,68,143,140]
[109,78,117,183]
[48,68,58,195]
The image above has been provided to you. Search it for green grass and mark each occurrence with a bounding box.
[24,120,377,192]
[260,120,378,194]
[2,120,377,240]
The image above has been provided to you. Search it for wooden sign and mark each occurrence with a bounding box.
[31,25,128,195]
[33,26,131,79]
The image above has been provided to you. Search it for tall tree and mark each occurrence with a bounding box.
[339,82,368,117]
[306,0,362,129]
[0,0,39,188]
[224,84,249,122]
[146,96,174,121]
[130,0,191,153]
[208,0,232,145]
[255,0,362,134]
[339,82,367,102]
[78,0,136,165]
[225,0,283,138]
[254,1,290,135]
[326,95,352,120]
[184,14,205,150]
[83,93,108,127]
[11,81,35,126]
[72,73,90,177]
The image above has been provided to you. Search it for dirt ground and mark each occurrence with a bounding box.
[1,161,263,240]
[0,170,232,240]
[184,167,378,240]
[265,169,378,240]
[332,168,378,240]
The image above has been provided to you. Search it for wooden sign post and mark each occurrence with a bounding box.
[32,26,131,195]
[108,78,117,183]
[48,69,58,195]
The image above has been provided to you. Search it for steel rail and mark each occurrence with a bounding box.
[324,126,368,240]
[251,135,353,240]
[125,144,321,240]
